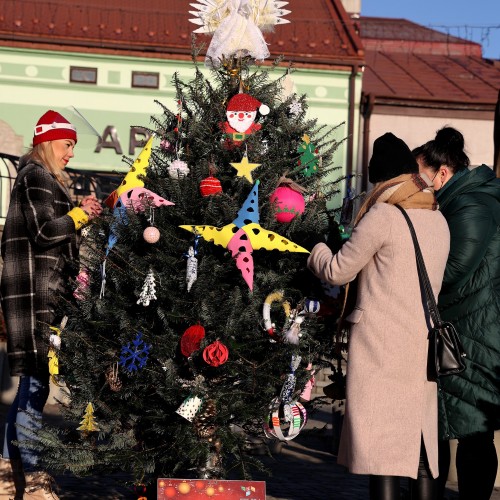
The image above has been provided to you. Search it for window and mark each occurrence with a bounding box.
[70,66,97,84]
[132,71,159,89]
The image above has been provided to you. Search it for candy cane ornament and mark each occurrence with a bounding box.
[262,291,291,340]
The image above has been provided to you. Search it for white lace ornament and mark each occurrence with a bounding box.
[189,0,291,67]
[137,269,157,306]
[186,246,198,292]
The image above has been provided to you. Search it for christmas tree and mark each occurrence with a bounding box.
[32,2,349,493]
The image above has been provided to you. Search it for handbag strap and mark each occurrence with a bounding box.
[394,205,442,328]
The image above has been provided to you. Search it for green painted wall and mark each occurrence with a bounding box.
[0,47,361,204]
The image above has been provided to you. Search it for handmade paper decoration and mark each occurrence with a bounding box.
[105,137,152,208]
[119,332,151,373]
[304,298,320,314]
[117,187,174,214]
[280,355,301,402]
[180,325,206,357]
[189,1,290,67]
[263,356,307,441]
[143,226,160,244]
[230,152,261,183]
[297,134,319,177]
[77,402,100,433]
[289,100,303,117]
[203,340,229,367]
[199,175,223,196]
[73,267,90,300]
[284,310,305,345]
[299,363,316,402]
[160,138,175,152]
[105,363,122,392]
[280,71,303,117]
[262,290,291,340]
[280,71,295,100]
[176,395,203,422]
[47,316,67,386]
[100,138,173,297]
[168,159,190,179]
[184,236,200,292]
[180,180,309,290]
[270,185,305,223]
[220,92,270,146]
[47,325,61,385]
[137,268,157,306]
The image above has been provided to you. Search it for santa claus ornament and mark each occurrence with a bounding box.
[220,92,270,147]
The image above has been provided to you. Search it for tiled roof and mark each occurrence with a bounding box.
[0,0,364,68]
[360,17,500,106]
[360,16,479,48]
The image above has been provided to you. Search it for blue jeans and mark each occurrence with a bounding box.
[2,373,50,472]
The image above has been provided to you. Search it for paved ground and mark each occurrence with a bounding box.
[1,402,500,499]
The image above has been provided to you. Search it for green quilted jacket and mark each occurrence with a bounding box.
[436,165,500,440]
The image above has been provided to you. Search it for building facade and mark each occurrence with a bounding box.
[0,0,365,213]
[357,16,500,190]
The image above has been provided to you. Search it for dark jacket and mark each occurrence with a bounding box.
[0,158,80,376]
[437,165,500,440]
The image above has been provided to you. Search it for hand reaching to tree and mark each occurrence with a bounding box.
[80,195,102,221]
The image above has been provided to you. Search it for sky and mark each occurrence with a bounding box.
[360,0,500,59]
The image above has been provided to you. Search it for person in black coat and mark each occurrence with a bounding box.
[0,110,101,499]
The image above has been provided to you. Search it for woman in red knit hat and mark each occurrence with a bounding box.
[0,110,102,499]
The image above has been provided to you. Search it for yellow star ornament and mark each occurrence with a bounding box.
[230,153,261,183]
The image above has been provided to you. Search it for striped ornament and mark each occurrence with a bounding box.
[199,176,223,197]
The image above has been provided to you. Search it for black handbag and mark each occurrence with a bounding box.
[395,205,466,382]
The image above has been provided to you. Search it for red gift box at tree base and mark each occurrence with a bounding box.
[157,479,266,499]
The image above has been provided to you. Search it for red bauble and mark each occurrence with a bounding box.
[202,340,229,367]
[270,186,305,223]
[180,325,205,357]
[199,176,223,197]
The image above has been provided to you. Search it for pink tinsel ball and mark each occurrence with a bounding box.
[143,226,160,244]
[270,186,305,223]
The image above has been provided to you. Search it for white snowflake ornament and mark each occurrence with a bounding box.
[289,100,303,117]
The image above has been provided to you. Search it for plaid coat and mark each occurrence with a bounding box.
[1,157,80,376]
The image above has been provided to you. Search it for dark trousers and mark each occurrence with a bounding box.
[369,440,437,500]
[437,431,497,500]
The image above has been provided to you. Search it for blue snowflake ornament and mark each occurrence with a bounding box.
[119,332,151,373]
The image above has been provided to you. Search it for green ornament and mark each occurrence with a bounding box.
[298,134,319,177]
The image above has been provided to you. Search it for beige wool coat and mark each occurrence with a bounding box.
[308,203,450,479]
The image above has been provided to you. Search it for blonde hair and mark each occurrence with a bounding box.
[24,142,69,185]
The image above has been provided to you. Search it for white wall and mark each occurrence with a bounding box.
[366,113,495,168]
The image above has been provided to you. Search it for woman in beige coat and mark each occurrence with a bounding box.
[308,133,450,500]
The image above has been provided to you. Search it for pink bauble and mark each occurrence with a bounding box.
[143,226,160,243]
[270,186,305,223]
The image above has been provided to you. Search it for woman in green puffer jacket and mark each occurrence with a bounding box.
[415,127,500,500]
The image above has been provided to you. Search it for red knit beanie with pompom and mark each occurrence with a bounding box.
[33,110,77,146]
